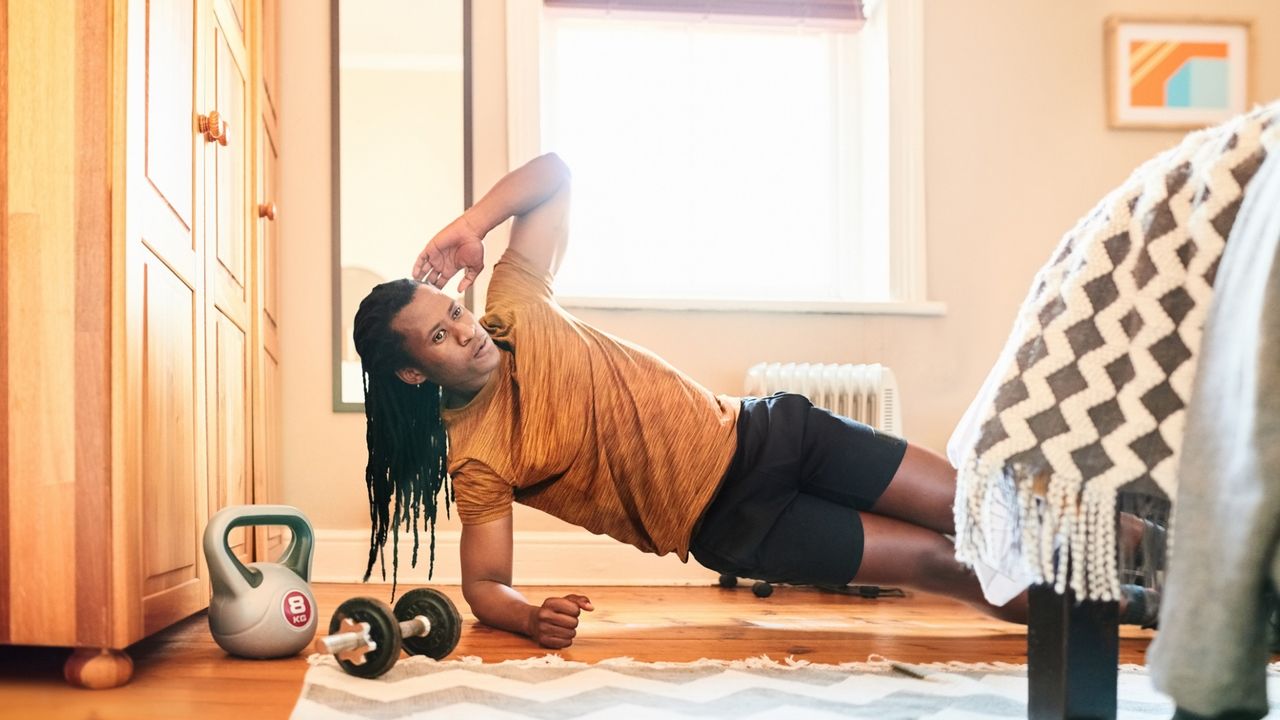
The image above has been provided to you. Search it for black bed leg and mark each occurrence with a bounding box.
[1027,583,1120,720]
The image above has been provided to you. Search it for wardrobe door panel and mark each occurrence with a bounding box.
[262,0,279,121]
[144,0,195,241]
[210,21,249,312]
[212,312,252,565]
[138,250,206,634]
[132,0,208,637]
[262,122,280,334]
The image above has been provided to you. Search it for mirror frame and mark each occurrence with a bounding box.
[330,0,474,412]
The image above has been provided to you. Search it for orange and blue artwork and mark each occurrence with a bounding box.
[1128,40,1229,109]
[1107,18,1249,129]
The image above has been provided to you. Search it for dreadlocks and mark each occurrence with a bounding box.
[352,279,452,599]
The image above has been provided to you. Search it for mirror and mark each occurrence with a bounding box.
[331,0,472,411]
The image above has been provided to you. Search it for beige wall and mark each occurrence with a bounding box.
[280,1,1280,561]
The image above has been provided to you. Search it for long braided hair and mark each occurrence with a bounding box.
[352,279,452,598]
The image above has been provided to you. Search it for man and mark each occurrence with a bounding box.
[353,153,1153,650]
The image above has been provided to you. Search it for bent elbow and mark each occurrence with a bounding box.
[542,152,571,182]
[461,579,485,608]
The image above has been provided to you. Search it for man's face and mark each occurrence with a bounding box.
[390,284,499,393]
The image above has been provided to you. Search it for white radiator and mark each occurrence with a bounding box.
[743,362,902,437]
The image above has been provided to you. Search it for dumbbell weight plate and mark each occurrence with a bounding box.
[393,588,462,660]
[329,597,402,678]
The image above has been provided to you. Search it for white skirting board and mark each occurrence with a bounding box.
[312,529,722,586]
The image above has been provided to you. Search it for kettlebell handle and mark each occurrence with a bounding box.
[203,505,315,600]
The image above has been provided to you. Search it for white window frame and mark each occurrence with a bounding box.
[504,0,941,316]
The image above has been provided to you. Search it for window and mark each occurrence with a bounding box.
[506,0,933,313]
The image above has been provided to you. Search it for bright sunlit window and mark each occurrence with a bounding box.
[505,0,930,312]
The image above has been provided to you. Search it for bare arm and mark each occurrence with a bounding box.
[460,514,594,649]
[414,153,571,290]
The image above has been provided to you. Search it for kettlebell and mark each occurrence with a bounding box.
[204,505,318,658]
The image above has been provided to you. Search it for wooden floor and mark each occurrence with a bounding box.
[0,583,1155,720]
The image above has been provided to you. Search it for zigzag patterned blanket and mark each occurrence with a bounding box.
[950,101,1280,602]
[291,654,1242,717]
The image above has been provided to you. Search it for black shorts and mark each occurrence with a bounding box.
[690,393,908,587]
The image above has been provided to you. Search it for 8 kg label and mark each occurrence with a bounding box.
[282,590,313,629]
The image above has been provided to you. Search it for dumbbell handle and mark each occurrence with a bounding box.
[315,617,378,662]
[317,629,374,656]
[400,615,431,639]
[315,615,432,660]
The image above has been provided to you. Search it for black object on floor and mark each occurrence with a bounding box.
[716,575,904,599]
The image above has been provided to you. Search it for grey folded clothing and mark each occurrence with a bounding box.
[1147,117,1280,720]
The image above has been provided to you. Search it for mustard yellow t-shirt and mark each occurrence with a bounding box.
[441,249,740,560]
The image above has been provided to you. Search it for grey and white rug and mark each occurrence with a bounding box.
[289,654,1280,719]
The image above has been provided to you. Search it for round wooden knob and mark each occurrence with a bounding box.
[198,110,221,143]
[258,202,276,220]
[64,648,134,690]
[198,111,229,145]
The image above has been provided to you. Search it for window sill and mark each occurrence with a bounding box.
[557,296,947,316]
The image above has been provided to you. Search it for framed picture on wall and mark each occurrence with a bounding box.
[1105,16,1252,130]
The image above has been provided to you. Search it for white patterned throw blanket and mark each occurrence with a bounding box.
[949,101,1280,603]
[289,654,1280,718]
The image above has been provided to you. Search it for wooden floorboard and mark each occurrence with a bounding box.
[0,583,1155,719]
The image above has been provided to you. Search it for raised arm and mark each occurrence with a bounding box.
[460,514,594,649]
[414,152,571,291]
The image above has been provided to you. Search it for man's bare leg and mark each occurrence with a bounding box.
[852,444,1153,624]
[868,444,1148,554]
[867,444,961,535]
[854,511,1030,624]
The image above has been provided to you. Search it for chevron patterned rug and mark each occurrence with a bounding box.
[288,654,1280,719]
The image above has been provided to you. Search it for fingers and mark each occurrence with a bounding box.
[424,267,449,288]
[417,261,451,288]
[537,631,574,650]
[532,594,594,649]
[541,598,583,623]
[414,244,446,286]
[414,244,443,282]
[414,255,434,284]
[457,268,478,294]
[532,609,578,649]
[416,242,484,290]
[535,621,575,649]
[539,621,577,638]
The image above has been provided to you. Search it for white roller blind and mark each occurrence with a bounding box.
[544,0,866,24]
[539,7,887,303]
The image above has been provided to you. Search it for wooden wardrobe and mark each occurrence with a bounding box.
[0,0,284,688]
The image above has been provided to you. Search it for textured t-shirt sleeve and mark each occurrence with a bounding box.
[484,247,555,315]
[452,460,515,525]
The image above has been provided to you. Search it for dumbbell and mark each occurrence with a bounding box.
[314,587,462,678]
